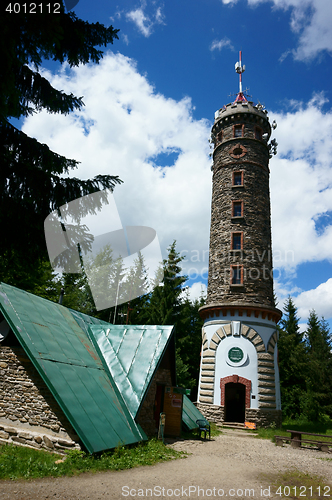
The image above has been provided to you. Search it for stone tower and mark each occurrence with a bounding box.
[197,53,282,427]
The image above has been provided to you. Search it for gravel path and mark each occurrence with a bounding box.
[0,430,331,500]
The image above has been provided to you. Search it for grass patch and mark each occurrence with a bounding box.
[256,427,287,441]
[255,418,332,443]
[282,417,332,435]
[209,422,222,437]
[269,469,332,499]
[0,439,186,481]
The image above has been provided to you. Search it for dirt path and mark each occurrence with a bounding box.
[0,430,331,500]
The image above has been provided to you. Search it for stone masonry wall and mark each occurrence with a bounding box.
[196,402,224,423]
[207,101,275,308]
[245,408,282,428]
[136,368,173,437]
[0,345,81,453]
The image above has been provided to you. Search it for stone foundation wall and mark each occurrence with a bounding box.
[136,368,173,437]
[0,423,80,454]
[195,402,282,428]
[0,346,81,452]
[245,408,282,428]
[195,402,225,424]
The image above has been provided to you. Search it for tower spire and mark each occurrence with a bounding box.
[234,51,248,103]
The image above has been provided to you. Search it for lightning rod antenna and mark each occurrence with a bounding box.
[235,50,245,95]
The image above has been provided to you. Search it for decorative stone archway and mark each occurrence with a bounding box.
[220,374,251,408]
[199,323,264,404]
[196,326,282,427]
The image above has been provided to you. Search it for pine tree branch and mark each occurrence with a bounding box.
[1,121,122,209]
[1,4,119,120]
[17,65,84,117]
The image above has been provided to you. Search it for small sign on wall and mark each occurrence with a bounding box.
[228,347,244,362]
[226,345,248,367]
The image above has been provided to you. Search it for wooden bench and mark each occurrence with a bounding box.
[275,430,332,453]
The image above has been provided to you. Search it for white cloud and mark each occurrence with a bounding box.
[110,10,122,22]
[125,1,165,37]
[221,0,332,60]
[295,278,332,320]
[188,282,207,302]
[126,8,152,37]
[22,52,211,279]
[210,37,234,52]
[180,282,207,304]
[155,6,164,24]
[293,0,332,60]
[270,93,332,270]
[122,34,129,46]
[274,276,332,326]
[270,94,332,322]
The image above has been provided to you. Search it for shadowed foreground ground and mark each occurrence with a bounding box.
[0,430,331,499]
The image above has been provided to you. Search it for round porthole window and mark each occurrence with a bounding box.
[229,143,247,159]
[233,146,243,156]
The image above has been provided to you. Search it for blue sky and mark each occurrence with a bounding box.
[22,0,332,329]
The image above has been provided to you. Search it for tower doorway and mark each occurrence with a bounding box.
[224,382,245,423]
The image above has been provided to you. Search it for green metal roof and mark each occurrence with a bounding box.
[87,324,174,418]
[69,308,109,337]
[182,395,208,431]
[0,283,146,454]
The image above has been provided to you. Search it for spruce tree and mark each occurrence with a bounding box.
[95,255,126,323]
[143,242,189,390]
[278,297,307,418]
[125,252,150,325]
[1,2,121,287]
[304,311,332,420]
[142,242,205,394]
[176,290,205,397]
[60,272,95,315]
[147,241,187,326]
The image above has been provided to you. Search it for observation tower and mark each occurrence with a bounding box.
[197,53,282,427]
